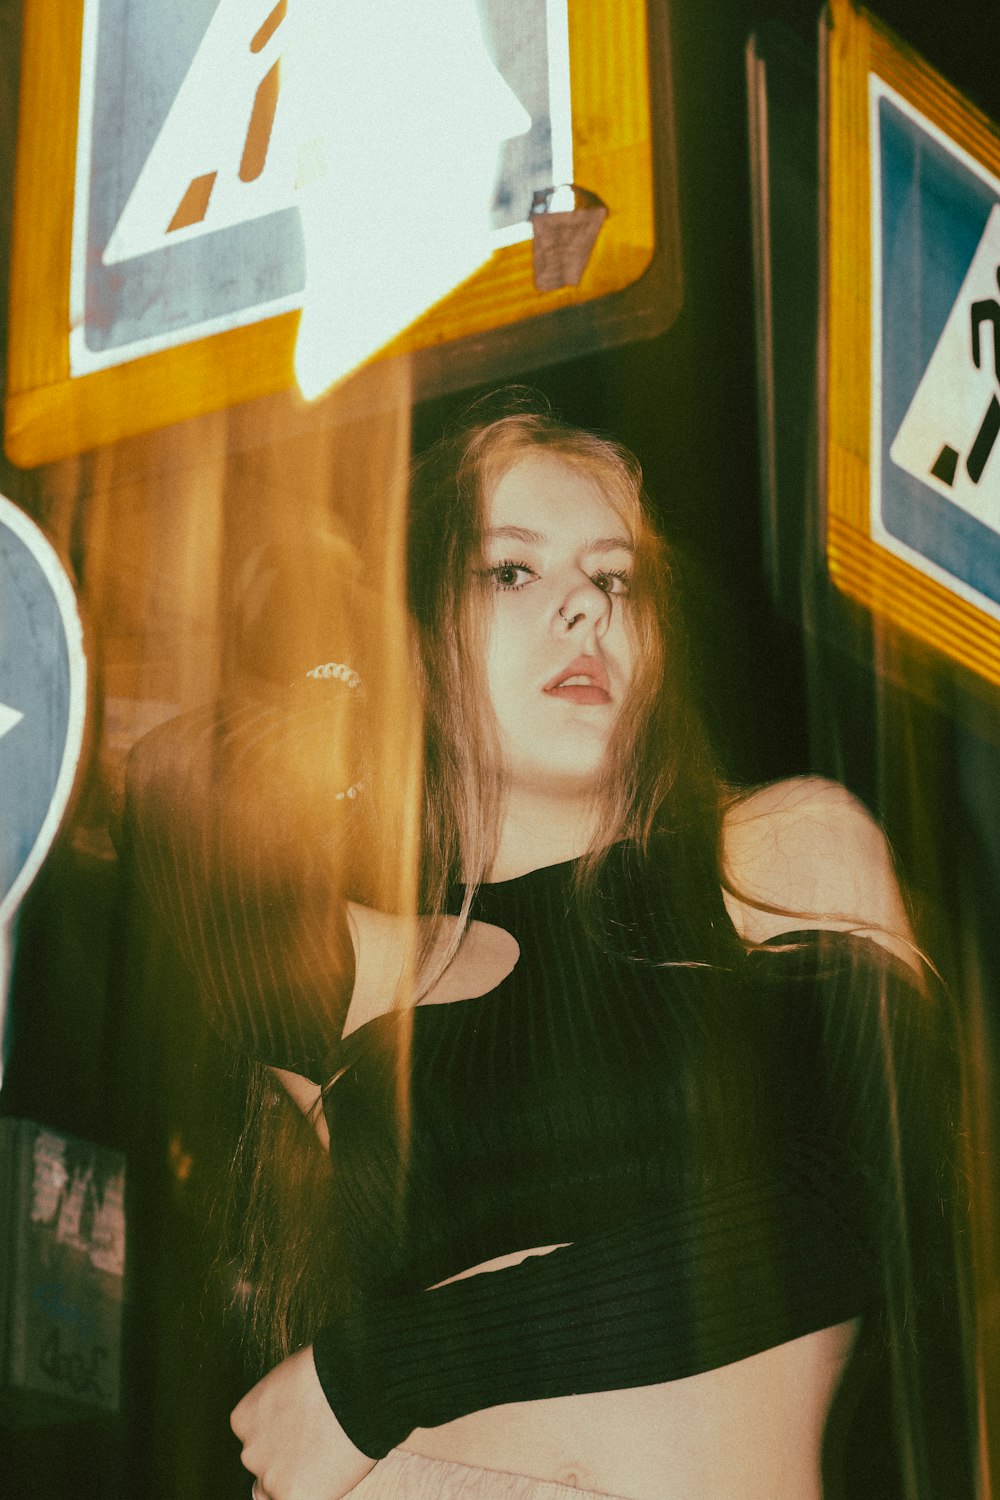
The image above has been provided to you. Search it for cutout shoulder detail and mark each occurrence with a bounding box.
[344,907,521,1037]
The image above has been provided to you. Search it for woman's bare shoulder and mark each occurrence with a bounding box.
[721,776,917,968]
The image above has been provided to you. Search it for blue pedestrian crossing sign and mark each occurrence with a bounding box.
[873,81,1000,620]
[0,498,87,926]
[826,0,1000,689]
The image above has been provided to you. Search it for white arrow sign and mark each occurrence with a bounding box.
[99,0,531,398]
[0,702,24,742]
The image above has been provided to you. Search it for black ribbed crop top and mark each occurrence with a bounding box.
[126,693,960,1466]
[321,852,872,1299]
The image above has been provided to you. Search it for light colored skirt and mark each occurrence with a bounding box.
[349,1448,630,1499]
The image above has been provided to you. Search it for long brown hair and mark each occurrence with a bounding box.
[233,393,733,1364]
[408,397,728,935]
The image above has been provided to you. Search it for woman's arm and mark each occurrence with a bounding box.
[234,935,952,1477]
[230,1347,376,1500]
[232,1148,872,1488]
[723,781,973,1489]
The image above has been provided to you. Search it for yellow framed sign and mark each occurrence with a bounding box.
[6,0,656,467]
[826,0,1000,688]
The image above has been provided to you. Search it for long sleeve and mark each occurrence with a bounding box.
[312,935,967,1475]
[314,1157,873,1458]
[125,687,359,1082]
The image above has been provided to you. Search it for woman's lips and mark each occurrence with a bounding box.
[543,656,612,705]
[545,683,612,705]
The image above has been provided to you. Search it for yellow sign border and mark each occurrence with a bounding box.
[826,0,1000,688]
[5,0,655,467]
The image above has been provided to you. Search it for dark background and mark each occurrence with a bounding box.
[1,1,998,1495]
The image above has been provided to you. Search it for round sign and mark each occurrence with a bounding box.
[0,496,87,926]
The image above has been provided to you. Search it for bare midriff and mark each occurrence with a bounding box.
[400,1245,860,1500]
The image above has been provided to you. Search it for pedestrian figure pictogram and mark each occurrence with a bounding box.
[889,201,1000,538]
[929,267,1000,487]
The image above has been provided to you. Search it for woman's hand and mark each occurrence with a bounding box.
[231,1345,376,1500]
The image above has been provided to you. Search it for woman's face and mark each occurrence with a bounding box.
[479,451,636,797]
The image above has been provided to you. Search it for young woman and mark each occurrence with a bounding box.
[129,406,967,1499]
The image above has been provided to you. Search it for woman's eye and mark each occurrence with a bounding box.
[592,569,631,596]
[484,561,535,591]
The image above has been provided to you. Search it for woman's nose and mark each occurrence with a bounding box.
[556,578,611,634]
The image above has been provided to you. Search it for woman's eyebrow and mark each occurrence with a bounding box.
[588,535,635,555]
[484,526,634,553]
[485,525,546,545]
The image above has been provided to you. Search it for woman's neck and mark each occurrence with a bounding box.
[488,786,599,883]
